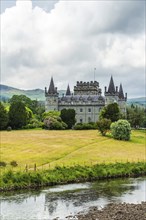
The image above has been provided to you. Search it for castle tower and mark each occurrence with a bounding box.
[45,77,58,111]
[104,76,119,105]
[74,81,101,95]
[66,84,71,96]
[118,83,127,115]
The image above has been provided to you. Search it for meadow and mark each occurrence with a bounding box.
[0,129,145,171]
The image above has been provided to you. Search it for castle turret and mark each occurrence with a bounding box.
[66,84,71,96]
[105,76,119,105]
[108,76,115,94]
[118,83,127,115]
[45,77,58,111]
[118,83,124,99]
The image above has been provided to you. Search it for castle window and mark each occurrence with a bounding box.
[80,108,83,112]
[80,118,83,123]
[88,108,91,112]
[88,117,91,122]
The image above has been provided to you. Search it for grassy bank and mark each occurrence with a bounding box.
[0,162,146,191]
[0,129,145,170]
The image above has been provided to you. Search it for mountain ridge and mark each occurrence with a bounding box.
[0,84,145,107]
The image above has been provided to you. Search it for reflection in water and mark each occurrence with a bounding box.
[0,177,146,220]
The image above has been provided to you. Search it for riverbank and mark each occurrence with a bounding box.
[0,162,146,192]
[73,202,146,220]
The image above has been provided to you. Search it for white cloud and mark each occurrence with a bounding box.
[1,0,145,97]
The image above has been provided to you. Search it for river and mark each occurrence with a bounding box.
[0,177,146,220]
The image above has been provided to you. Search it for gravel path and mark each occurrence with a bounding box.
[67,202,146,220]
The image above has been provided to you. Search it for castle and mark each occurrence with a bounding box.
[45,76,127,123]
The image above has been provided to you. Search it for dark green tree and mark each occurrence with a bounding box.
[99,103,120,122]
[60,109,76,129]
[0,102,8,130]
[126,105,145,128]
[9,101,28,129]
[9,95,45,119]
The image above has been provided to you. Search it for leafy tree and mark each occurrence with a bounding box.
[60,109,76,129]
[42,111,60,120]
[99,103,120,122]
[9,95,32,107]
[96,119,111,136]
[9,101,28,129]
[9,95,45,119]
[110,119,131,141]
[126,105,145,128]
[0,102,8,130]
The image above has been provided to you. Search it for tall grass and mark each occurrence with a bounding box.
[0,162,146,191]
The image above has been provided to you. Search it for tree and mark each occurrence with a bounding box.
[110,119,131,141]
[126,105,145,128]
[9,101,28,129]
[9,95,45,119]
[0,102,8,130]
[42,111,60,120]
[60,109,76,129]
[99,103,120,122]
[96,119,111,136]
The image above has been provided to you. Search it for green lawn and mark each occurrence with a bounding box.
[0,129,145,170]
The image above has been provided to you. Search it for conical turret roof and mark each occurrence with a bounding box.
[108,76,115,94]
[119,83,124,99]
[66,84,71,96]
[48,77,55,94]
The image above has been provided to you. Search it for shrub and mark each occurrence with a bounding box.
[74,122,97,130]
[44,116,67,130]
[24,118,43,129]
[7,126,12,131]
[96,119,111,136]
[0,161,7,167]
[110,119,131,141]
[10,160,18,167]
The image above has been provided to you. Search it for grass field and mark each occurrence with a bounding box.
[0,129,145,170]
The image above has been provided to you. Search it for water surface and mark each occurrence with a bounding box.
[0,177,146,220]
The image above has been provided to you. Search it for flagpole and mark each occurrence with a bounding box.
[94,67,96,81]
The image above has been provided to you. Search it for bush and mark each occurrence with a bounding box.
[24,118,43,129]
[7,126,12,131]
[0,161,7,167]
[10,160,18,167]
[110,119,131,141]
[44,116,67,130]
[96,119,111,136]
[74,122,97,130]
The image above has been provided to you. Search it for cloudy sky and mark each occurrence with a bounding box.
[1,0,145,98]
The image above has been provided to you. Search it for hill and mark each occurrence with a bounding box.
[0,84,145,107]
[127,97,146,107]
[0,84,66,101]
